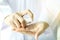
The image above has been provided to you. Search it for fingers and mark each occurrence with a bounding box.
[13,9,34,26]
[27,9,33,21]
[4,12,26,29]
[4,16,17,30]
[26,9,33,21]
[22,9,34,21]
[4,14,13,26]
[4,9,34,31]
[13,17,22,28]
[14,13,26,28]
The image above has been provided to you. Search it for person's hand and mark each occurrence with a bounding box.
[4,9,33,30]
[15,22,49,40]
[4,9,49,40]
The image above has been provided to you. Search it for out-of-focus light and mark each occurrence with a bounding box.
[0,0,3,3]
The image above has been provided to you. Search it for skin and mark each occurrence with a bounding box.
[15,22,49,40]
[4,9,49,40]
[4,9,33,29]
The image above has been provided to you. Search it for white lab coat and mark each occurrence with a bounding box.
[1,0,60,40]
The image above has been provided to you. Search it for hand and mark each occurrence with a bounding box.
[15,22,49,40]
[4,9,33,30]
